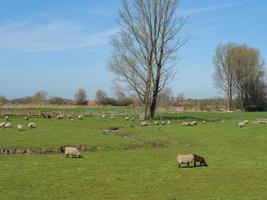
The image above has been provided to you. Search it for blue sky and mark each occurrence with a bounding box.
[0,0,266,99]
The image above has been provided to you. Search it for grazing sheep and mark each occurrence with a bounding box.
[17,124,23,131]
[60,147,81,158]
[238,121,245,128]
[190,121,197,126]
[4,122,11,128]
[167,121,171,125]
[78,115,83,120]
[193,155,208,167]
[67,114,72,119]
[102,114,106,118]
[5,116,9,121]
[182,122,190,127]
[125,117,129,121]
[161,121,166,125]
[147,122,152,126]
[176,154,195,167]
[141,121,149,127]
[57,114,64,119]
[243,120,249,125]
[131,117,135,122]
[0,122,6,128]
[154,121,160,126]
[202,120,206,125]
[28,122,36,128]
[24,116,29,121]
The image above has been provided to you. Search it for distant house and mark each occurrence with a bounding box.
[87,100,97,106]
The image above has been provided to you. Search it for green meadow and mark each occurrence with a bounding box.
[0,112,267,199]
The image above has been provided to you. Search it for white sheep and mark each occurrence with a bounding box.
[131,117,135,122]
[78,115,83,120]
[182,122,190,126]
[154,121,160,126]
[167,121,171,125]
[202,120,206,124]
[67,114,72,119]
[5,116,9,121]
[4,122,11,128]
[190,121,197,126]
[176,154,195,167]
[28,122,36,128]
[17,124,23,131]
[0,122,6,128]
[125,117,129,121]
[161,121,166,125]
[238,121,245,128]
[57,114,64,119]
[141,121,148,127]
[24,116,29,121]
[60,147,81,158]
[102,114,106,118]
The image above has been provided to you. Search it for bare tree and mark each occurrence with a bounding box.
[213,44,236,110]
[95,89,108,104]
[74,89,87,105]
[213,43,266,111]
[109,0,187,119]
[231,45,266,111]
[33,90,48,103]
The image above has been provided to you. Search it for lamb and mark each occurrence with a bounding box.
[176,154,195,167]
[60,147,81,158]
[161,121,166,125]
[24,116,29,121]
[5,116,9,121]
[167,121,171,125]
[17,124,23,131]
[0,122,6,128]
[190,121,197,126]
[102,114,106,118]
[4,122,11,128]
[131,117,135,122]
[28,122,36,128]
[78,115,83,120]
[125,117,129,121]
[193,154,208,166]
[202,120,206,125]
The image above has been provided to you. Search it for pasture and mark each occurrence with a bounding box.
[0,111,267,199]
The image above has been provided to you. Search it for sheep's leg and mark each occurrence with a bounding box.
[187,162,189,167]
[194,160,196,167]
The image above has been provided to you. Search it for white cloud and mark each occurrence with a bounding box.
[178,3,242,16]
[0,19,118,53]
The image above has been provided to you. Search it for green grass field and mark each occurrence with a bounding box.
[1,112,267,199]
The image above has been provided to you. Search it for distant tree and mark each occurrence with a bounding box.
[33,90,48,103]
[230,45,266,111]
[109,0,187,119]
[74,89,87,105]
[95,90,108,105]
[213,44,236,110]
[213,43,266,111]
[48,97,65,105]
[157,87,172,108]
[0,96,8,104]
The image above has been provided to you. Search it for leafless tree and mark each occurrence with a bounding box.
[74,89,87,105]
[95,89,107,104]
[109,0,187,119]
[213,43,266,111]
[213,44,236,110]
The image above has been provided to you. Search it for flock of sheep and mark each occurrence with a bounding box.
[1,114,267,164]
[0,116,36,131]
[238,119,267,127]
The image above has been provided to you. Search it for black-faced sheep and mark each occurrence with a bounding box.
[193,154,208,167]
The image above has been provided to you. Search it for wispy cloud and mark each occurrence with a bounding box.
[0,19,118,53]
[178,2,243,16]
